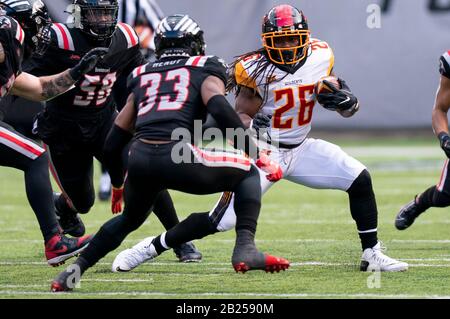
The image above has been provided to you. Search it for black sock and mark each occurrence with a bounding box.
[152,190,180,230]
[347,170,378,250]
[153,212,216,254]
[416,186,437,212]
[24,154,59,242]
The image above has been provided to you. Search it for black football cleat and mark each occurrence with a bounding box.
[45,233,92,267]
[173,242,202,263]
[54,193,86,237]
[395,199,423,230]
[51,267,81,292]
[232,244,289,273]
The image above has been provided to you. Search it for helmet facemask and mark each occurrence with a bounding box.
[71,1,118,42]
[263,29,310,65]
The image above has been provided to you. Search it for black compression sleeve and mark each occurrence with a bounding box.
[206,94,259,159]
[103,124,133,187]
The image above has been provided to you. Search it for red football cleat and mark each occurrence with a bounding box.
[233,253,290,273]
[45,234,92,267]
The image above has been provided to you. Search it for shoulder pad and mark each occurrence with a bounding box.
[0,16,24,45]
[116,22,139,49]
[310,38,334,75]
[50,23,75,51]
[234,59,258,90]
[440,51,450,79]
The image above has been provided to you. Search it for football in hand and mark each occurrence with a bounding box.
[315,76,340,95]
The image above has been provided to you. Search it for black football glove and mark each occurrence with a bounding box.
[69,47,109,81]
[252,113,272,131]
[438,132,450,158]
[317,78,358,112]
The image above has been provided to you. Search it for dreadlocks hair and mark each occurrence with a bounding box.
[227,48,284,105]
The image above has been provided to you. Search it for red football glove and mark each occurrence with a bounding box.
[111,185,124,214]
[255,151,283,182]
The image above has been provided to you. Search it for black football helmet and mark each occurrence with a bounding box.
[262,4,310,65]
[154,14,205,58]
[71,0,118,41]
[0,0,51,56]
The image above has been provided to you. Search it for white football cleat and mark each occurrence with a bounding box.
[112,236,157,272]
[360,242,408,272]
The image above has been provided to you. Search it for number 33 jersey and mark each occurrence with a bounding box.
[234,38,334,145]
[127,56,227,141]
[27,22,145,118]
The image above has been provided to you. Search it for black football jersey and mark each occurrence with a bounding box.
[440,51,450,79]
[0,15,24,100]
[127,55,227,141]
[27,22,145,118]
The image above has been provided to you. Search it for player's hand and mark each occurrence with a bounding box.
[251,113,272,132]
[69,47,109,81]
[317,78,358,112]
[255,150,283,182]
[111,185,124,214]
[439,133,450,158]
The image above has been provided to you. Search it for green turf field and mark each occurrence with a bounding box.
[1,136,449,299]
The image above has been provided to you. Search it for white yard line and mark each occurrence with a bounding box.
[0,290,449,299]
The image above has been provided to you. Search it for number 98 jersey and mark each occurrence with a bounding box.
[128,55,227,141]
[234,38,334,145]
[27,22,145,118]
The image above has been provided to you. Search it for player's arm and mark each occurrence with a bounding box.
[10,70,75,101]
[0,42,4,63]
[202,75,282,181]
[10,47,109,101]
[432,75,450,157]
[235,86,264,128]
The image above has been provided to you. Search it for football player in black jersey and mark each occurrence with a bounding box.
[51,14,289,292]
[0,0,109,266]
[29,0,201,262]
[395,51,450,229]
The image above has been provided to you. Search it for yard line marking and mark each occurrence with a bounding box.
[1,238,450,244]
[0,290,449,299]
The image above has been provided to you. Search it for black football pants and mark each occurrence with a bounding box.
[79,140,261,268]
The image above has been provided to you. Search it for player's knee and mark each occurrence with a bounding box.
[433,190,450,207]
[347,169,373,196]
[73,195,95,214]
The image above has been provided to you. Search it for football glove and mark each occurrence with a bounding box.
[255,150,283,182]
[251,113,272,131]
[317,78,359,113]
[69,47,109,81]
[111,185,124,214]
[438,132,450,158]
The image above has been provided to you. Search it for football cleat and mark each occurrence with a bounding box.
[360,242,408,272]
[232,244,289,273]
[98,172,112,201]
[173,242,202,263]
[51,266,80,292]
[54,193,86,237]
[112,237,157,272]
[45,233,92,267]
[395,199,422,230]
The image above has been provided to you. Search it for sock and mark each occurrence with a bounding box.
[24,154,60,242]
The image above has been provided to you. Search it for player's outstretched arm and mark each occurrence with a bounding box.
[10,47,109,102]
[432,75,450,158]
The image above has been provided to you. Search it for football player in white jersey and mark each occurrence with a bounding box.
[112,4,408,273]
[394,51,450,229]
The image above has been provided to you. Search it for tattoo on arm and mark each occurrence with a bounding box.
[41,71,75,100]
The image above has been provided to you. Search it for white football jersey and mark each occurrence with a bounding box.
[234,38,334,145]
